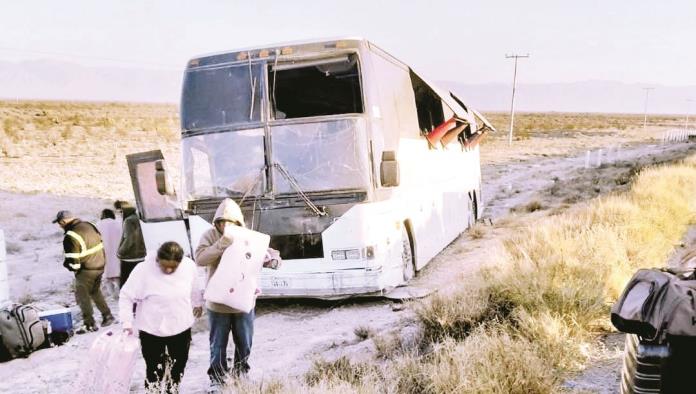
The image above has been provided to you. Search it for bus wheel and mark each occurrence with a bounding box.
[402,227,415,282]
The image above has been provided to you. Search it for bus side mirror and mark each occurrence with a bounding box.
[380,151,400,187]
[155,160,175,196]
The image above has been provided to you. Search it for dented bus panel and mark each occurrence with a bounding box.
[126,38,495,299]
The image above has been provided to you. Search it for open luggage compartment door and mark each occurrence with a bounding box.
[126,150,182,222]
[126,150,192,256]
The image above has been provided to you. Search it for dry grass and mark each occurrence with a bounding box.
[482,112,683,140]
[289,156,696,394]
[422,329,557,394]
[0,100,180,199]
[415,286,510,342]
[468,223,487,239]
[304,356,382,389]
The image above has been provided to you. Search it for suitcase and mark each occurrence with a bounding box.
[620,334,696,394]
[0,304,46,358]
[204,226,270,313]
[73,329,140,394]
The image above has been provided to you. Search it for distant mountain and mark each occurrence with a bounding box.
[443,80,696,115]
[0,60,181,103]
[1,60,694,114]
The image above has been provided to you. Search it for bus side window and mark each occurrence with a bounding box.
[409,71,444,136]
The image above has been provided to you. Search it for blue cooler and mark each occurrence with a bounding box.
[38,308,73,333]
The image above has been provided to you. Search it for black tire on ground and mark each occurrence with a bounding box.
[401,226,415,282]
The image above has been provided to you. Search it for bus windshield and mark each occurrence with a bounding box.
[181,129,266,200]
[271,118,370,195]
[181,63,263,131]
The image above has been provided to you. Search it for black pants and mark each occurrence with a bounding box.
[119,260,143,287]
[139,328,192,393]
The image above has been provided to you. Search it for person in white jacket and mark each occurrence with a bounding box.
[95,209,122,299]
[120,241,203,393]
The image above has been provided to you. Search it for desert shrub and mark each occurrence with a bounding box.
[353,325,374,340]
[509,309,589,371]
[373,332,403,359]
[304,356,381,387]
[225,377,290,394]
[525,200,544,212]
[2,117,23,140]
[415,286,512,343]
[419,329,556,394]
[468,223,487,239]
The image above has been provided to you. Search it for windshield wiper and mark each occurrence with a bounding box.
[273,163,327,217]
[247,53,256,120]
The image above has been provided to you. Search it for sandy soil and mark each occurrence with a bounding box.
[0,123,694,393]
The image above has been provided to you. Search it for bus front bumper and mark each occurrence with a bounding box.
[258,267,385,299]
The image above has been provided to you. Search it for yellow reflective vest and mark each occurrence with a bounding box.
[62,220,105,272]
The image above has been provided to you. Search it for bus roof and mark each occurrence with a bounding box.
[187,37,370,68]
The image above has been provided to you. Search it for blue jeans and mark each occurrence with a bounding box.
[207,309,255,383]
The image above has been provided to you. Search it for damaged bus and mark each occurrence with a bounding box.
[127,38,495,298]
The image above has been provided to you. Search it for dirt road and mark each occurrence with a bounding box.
[1,138,694,393]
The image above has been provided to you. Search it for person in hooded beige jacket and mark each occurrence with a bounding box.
[195,198,280,386]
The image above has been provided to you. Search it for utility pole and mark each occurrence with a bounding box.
[685,99,695,131]
[506,54,529,146]
[642,87,654,131]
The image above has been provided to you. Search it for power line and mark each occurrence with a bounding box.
[505,53,530,146]
[0,46,183,71]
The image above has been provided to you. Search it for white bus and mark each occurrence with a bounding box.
[127,38,494,298]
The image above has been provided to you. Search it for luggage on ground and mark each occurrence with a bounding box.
[615,268,696,393]
[73,329,139,394]
[620,334,667,394]
[620,334,696,394]
[0,304,47,358]
[611,268,677,339]
[38,308,74,346]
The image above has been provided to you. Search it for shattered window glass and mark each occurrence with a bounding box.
[182,129,266,199]
[271,118,370,194]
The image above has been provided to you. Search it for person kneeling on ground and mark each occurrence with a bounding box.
[195,198,281,388]
[120,241,203,393]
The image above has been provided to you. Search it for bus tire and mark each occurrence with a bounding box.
[402,227,415,282]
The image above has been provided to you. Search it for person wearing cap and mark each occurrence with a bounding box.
[195,198,281,388]
[53,210,115,333]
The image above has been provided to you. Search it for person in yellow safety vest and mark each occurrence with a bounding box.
[53,210,115,334]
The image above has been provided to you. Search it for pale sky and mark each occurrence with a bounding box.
[1,0,695,86]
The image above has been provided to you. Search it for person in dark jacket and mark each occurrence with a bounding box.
[53,210,115,333]
[116,203,147,287]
